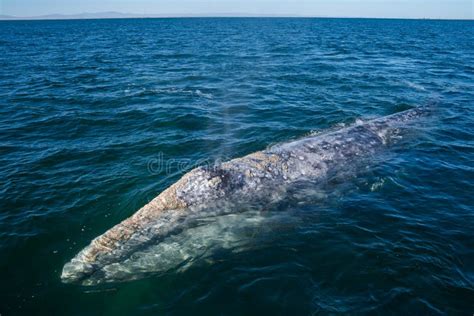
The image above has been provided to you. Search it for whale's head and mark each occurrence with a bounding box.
[61,210,278,286]
[60,167,210,285]
[61,255,97,285]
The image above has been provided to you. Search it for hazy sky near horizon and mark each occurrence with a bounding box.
[1,0,472,19]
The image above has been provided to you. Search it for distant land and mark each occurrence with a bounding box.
[0,12,304,20]
[0,12,144,20]
[0,11,471,21]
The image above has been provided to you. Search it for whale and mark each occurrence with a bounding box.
[62,107,428,285]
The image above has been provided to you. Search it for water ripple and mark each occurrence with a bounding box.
[0,18,473,315]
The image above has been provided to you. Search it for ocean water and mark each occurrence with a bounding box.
[0,18,473,315]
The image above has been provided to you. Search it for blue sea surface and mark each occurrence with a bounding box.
[0,18,473,315]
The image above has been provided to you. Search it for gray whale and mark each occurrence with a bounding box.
[62,107,428,285]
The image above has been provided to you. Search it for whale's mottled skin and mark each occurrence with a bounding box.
[62,107,427,285]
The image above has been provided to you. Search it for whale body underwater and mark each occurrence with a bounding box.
[62,107,428,285]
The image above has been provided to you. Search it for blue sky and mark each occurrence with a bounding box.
[1,0,472,19]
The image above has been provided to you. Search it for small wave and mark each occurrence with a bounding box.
[370,177,387,192]
[195,89,213,99]
[403,80,426,91]
[124,87,213,99]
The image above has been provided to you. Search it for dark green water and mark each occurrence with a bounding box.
[0,18,473,315]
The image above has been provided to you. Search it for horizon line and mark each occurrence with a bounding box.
[0,11,472,21]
